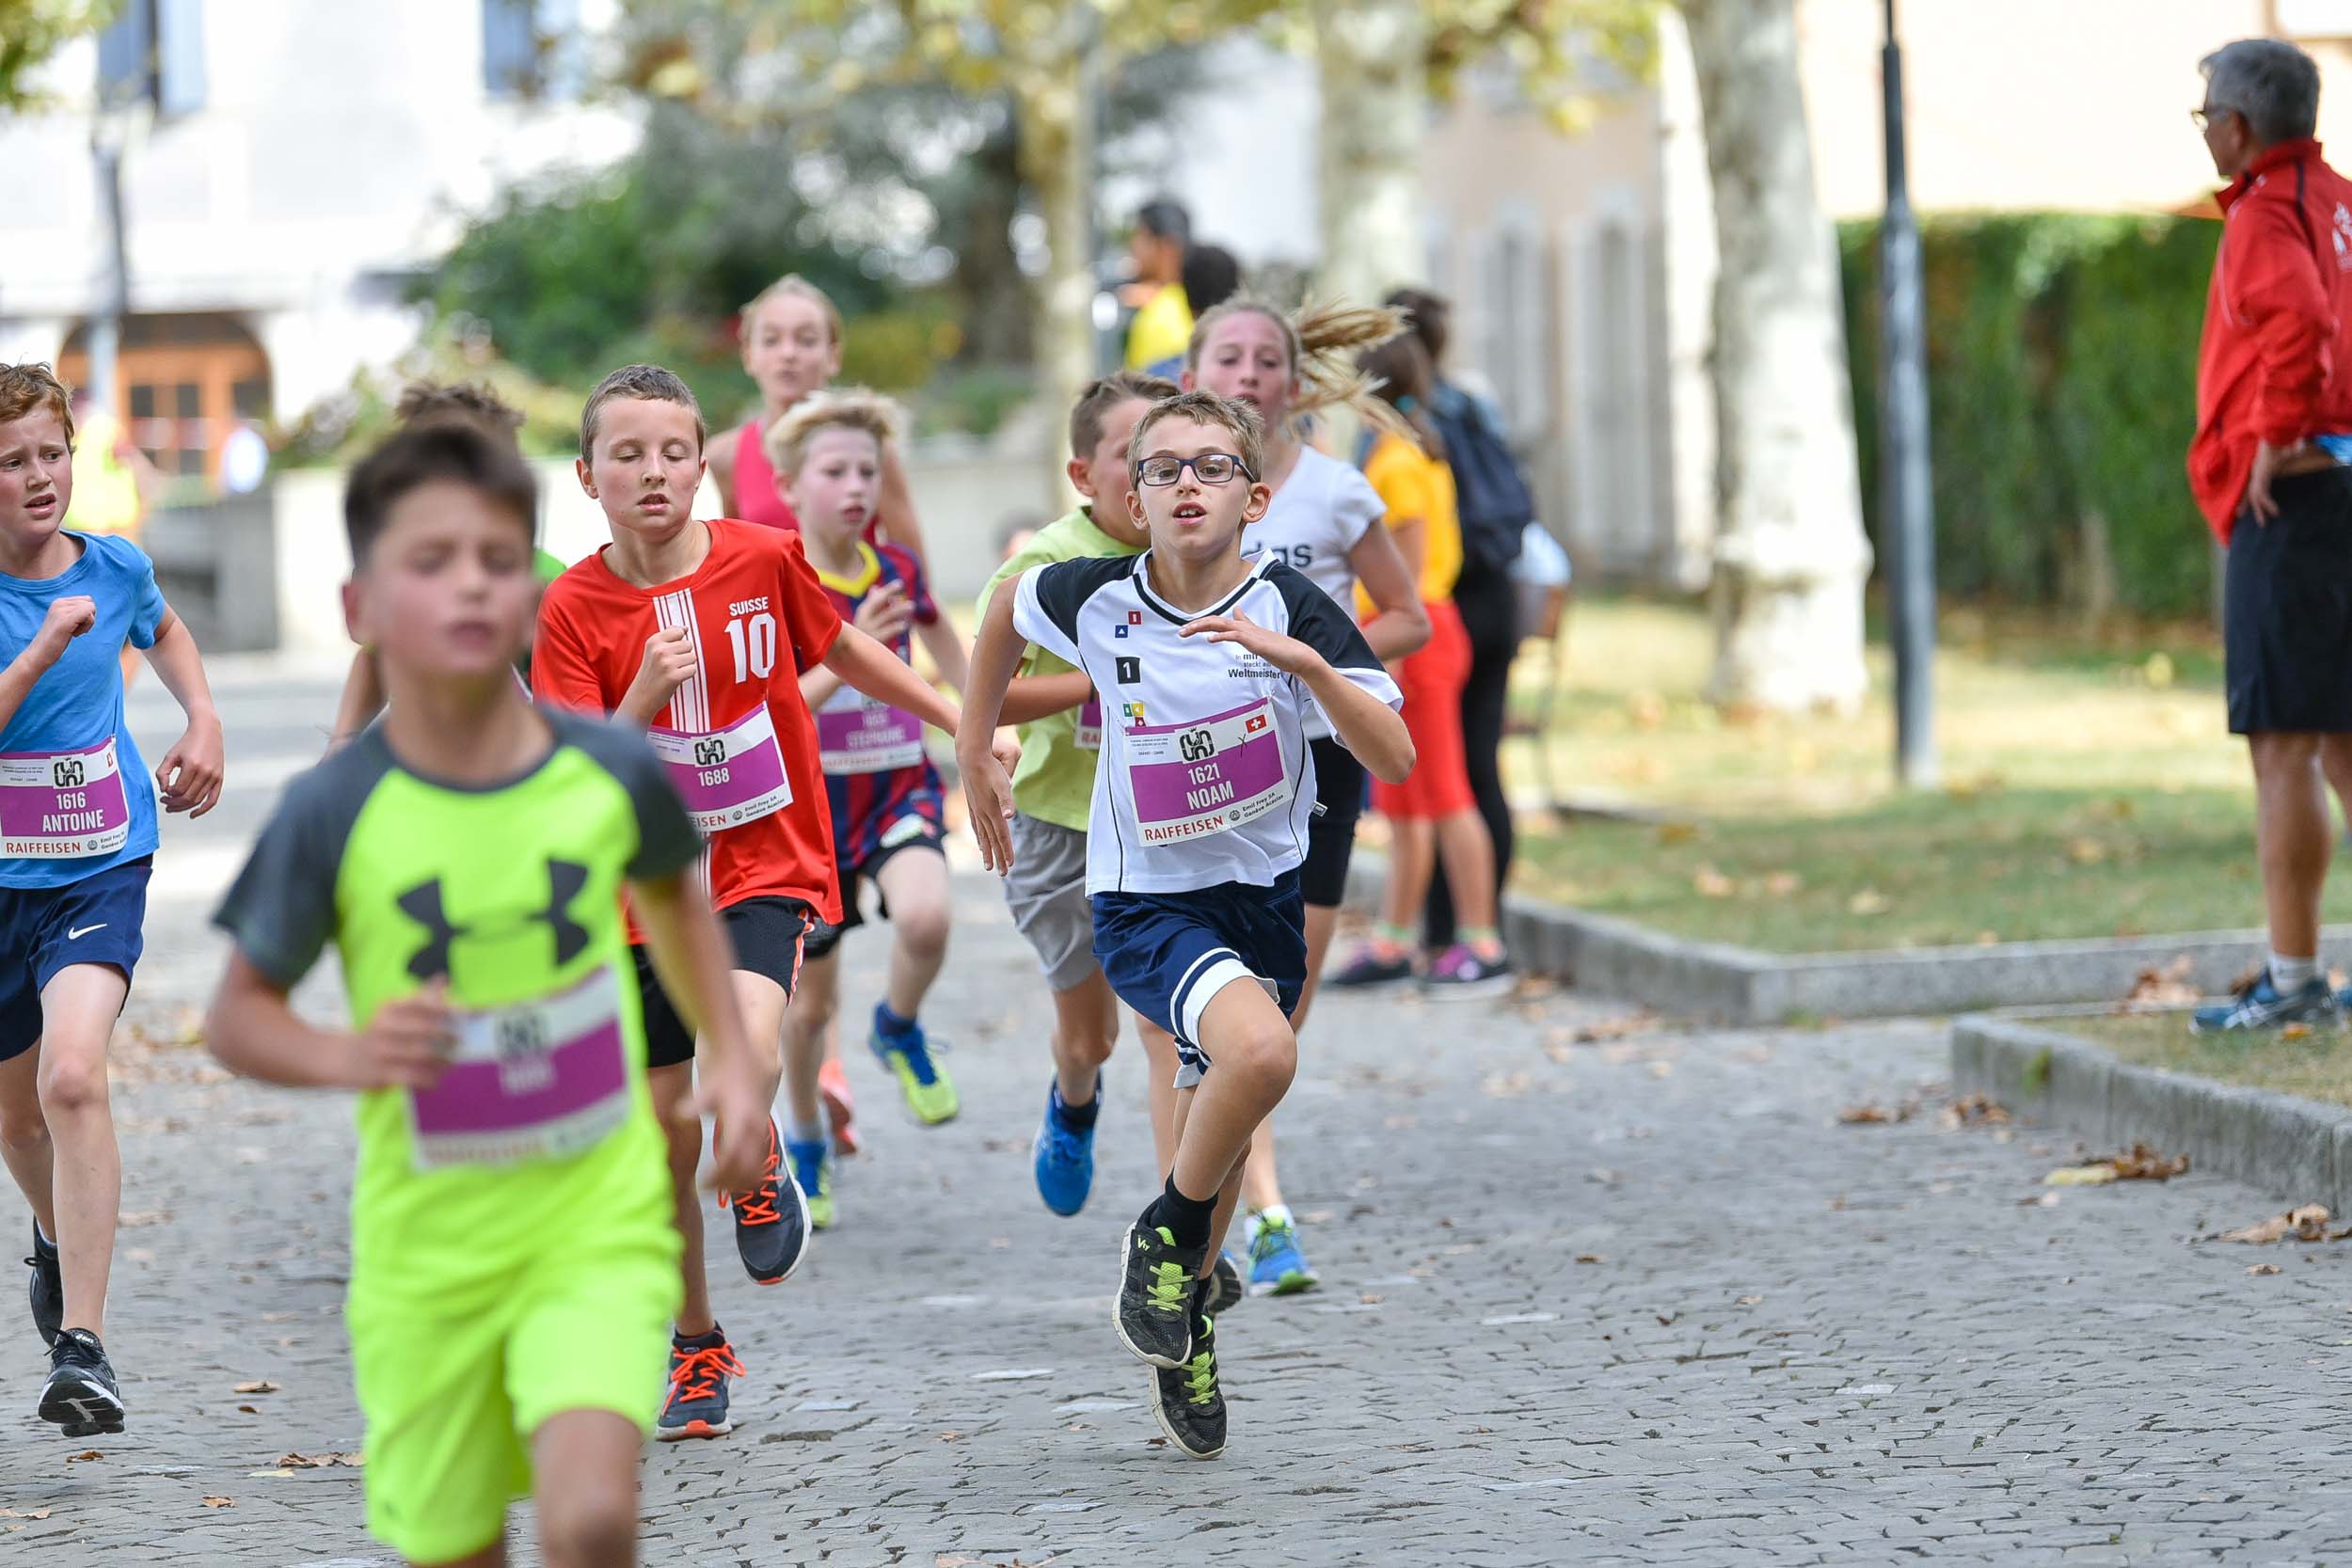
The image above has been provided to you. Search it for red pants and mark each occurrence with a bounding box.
[1372,596,1475,820]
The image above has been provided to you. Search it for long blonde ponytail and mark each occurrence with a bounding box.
[1185,295,1416,444]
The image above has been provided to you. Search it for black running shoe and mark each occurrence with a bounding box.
[40,1328,123,1437]
[1200,1250,1246,1318]
[723,1117,810,1286]
[655,1328,743,1442]
[26,1223,60,1348]
[1151,1315,1227,1459]
[1114,1216,1204,1369]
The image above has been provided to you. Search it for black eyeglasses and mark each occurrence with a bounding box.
[1134,452,1255,487]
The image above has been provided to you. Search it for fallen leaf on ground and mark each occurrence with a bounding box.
[66,1450,102,1463]
[2284,1022,2315,1041]
[1762,870,1802,896]
[232,1380,278,1395]
[2105,1145,2191,1180]
[2212,1205,2345,1243]
[1692,863,1735,898]
[200,1497,233,1509]
[0,1509,52,1519]
[2067,837,2107,865]
[2045,1164,2119,1187]
[1737,1295,1763,1307]
[274,1452,361,1468]
[1941,1095,2010,1129]
[1573,1253,1605,1264]
[1848,888,1890,916]
[1837,1101,1913,1125]
[1655,820,1697,845]
[2249,1263,2282,1275]
[2117,957,2199,1013]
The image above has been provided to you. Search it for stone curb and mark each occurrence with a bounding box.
[1950,1011,2352,1213]
[1345,855,2352,1025]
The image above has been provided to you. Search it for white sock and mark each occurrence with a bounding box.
[786,1117,826,1148]
[2270,952,2319,991]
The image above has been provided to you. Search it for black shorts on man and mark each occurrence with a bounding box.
[2225,466,2352,735]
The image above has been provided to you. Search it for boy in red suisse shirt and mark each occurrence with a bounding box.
[532,364,1014,1440]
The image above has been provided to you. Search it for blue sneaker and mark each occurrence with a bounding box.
[1032,1080,1098,1216]
[1247,1212,1318,1297]
[656,1328,743,1441]
[2193,970,2342,1033]
[786,1136,834,1229]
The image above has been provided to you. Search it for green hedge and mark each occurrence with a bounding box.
[1839,214,2220,619]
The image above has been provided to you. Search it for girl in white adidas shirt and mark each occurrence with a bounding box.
[1180,299,1429,1296]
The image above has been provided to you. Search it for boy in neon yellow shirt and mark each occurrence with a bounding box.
[207,417,770,1567]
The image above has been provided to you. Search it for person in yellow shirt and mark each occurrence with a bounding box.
[1122,199,1194,370]
[1327,334,1510,996]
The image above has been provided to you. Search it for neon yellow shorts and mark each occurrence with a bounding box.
[347,1228,680,1565]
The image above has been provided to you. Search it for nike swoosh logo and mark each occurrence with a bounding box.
[67,924,107,940]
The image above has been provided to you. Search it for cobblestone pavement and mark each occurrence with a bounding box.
[6,661,2352,1566]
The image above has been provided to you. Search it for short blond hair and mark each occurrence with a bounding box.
[765,388,902,478]
[739,274,844,347]
[1127,390,1265,481]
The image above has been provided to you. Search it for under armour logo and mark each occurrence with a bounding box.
[398,858,594,980]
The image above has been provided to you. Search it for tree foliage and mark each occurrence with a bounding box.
[0,0,117,109]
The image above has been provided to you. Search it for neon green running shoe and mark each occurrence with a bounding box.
[869,1010,959,1125]
[786,1136,835,1230]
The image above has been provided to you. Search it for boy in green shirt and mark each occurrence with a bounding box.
[207,418,769,1568]
[985,372,1216,1260]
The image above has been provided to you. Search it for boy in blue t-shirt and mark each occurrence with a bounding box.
[0,363,225,1435]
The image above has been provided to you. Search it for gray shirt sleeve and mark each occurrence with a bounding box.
[210,735,386,990]
[547,712,704,881]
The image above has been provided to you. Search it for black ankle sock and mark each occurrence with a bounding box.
[675,1323,725,1350]
[1053,1079,1101,1131]
[1146,1175,1216,1250]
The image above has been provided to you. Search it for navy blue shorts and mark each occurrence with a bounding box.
[0,856,151,1062]
[1090,870,1306,1088]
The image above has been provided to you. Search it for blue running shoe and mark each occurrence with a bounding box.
[786,1136,834,1230]
[2193,970,2342,1033]
[1247,1212,1319,1297]
[656,1328,743,1441]
[1032,1081,1099,1217]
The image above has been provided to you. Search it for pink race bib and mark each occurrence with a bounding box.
[1075,693,1102,752]
[1122,698,1288,845]
[647,705,793,833]
[407,966,631,1169]
[0,739,132,859]
[816,686,926,775]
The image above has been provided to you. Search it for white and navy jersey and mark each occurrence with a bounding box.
[1012,552,1402,897]
[1241,446,1384,739]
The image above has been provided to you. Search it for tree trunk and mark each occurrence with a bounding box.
[1312,0,1427,306]
[1010,42,1094,507]
[954,114,1036,366]
[1681,0,1871,713]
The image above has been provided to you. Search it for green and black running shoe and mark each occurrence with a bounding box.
[1114,1217,1204,1369]
[1152,1316,1227,1459]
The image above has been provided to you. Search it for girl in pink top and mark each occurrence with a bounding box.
[709,276,930,566]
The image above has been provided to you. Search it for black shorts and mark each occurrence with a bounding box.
[803,830,946,960]
[633,895,816,1071]
[2225,466,2352,735]
[1298,736,1368,909]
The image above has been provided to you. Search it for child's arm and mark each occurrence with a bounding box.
[329,649,384,751]
[629,868,770,1194]
[878,445,930,567]
[914,614,969,696]
[1348,522,1431,664]
[1001,670,1092,724]
[208,957,453,1090]
[823,625,961,735]
[142,609,226,817]
[0,595,96,736]
[1183,610,1415,784]
[952,578,1030,874]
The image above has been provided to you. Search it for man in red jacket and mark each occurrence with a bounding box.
[2190,39,2352,1031]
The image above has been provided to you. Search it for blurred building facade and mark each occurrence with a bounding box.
[0,0,631,492]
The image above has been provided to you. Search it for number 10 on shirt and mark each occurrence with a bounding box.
[724,611,777,682]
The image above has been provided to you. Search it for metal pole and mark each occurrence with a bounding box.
[1880,0,1938,787]
[87,129,130,415]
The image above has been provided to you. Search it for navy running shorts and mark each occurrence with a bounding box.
[0,855,151,1062]
[1089,869,1306,1088]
